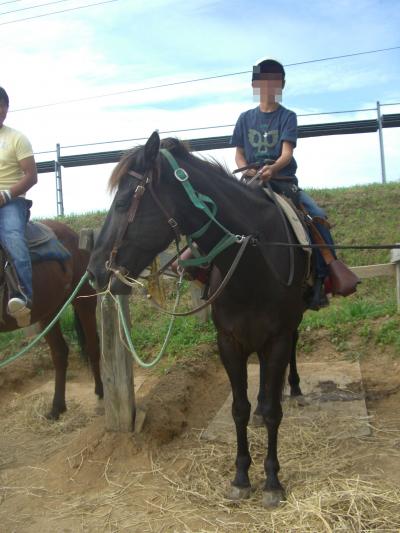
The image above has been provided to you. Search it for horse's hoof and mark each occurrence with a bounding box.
[252,413,264,427]
[95,384,104,399]
[262,489,285,508]
[225,484,252,501]
[45,406,66,420]
[45,410,60,421]
[290,394,309,407]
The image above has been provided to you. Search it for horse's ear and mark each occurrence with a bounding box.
[144,130,160,169]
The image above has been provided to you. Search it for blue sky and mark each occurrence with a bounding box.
[1,0,399,217]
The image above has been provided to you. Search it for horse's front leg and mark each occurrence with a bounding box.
[217,332,252,500]
[72,295,103,400]
[41,319,69,420]
[254,330,302,426]
[259,335,292,508]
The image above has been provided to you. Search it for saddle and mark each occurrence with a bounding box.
[0,222,72,323]
[239,168,360,298]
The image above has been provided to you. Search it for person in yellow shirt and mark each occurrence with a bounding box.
[0,86,37,326]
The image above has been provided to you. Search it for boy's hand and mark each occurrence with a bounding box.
[243,168,257,178]
[260,165,276,182]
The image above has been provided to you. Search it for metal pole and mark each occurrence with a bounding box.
[55,143,64,216]
[376,101,387,184]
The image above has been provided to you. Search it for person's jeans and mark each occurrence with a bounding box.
[298,190,336,279]
[0,198,32,302]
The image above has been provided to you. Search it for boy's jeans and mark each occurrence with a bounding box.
[0,198,32,302]
[298,190,336,279]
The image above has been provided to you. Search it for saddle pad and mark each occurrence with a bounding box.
[26,221,55,248]
[26,222,71,264]
[29,237,71,264]
[263,188,311,256]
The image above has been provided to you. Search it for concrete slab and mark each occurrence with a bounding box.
[202,361,370,442]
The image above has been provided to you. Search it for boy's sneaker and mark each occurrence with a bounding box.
[7,297,31,327]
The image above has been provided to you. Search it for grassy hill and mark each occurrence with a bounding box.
[57,181,400,267]
[1,182,399,363]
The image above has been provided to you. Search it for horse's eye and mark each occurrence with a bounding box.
[115,191,132,211]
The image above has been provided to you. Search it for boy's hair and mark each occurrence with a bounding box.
[252,59,285,81]
[0,87,9,106]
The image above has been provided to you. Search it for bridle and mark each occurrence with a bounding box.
[104,150,255,315]
[105,165,181,279]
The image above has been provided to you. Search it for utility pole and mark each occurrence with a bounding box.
[376,101,387,184]
[55,143,64,216]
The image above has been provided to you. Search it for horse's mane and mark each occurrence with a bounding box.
[108,137,236,192]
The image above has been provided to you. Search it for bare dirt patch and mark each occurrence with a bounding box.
[0,330,399,532]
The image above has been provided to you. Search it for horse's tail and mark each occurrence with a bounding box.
[74,310,89,363]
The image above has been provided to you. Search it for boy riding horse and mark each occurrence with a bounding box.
[231,58,339,309]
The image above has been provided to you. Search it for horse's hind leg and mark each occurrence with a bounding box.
[253,351,267,426]
[259,335,292,508]
[288,329,302,397]
[41,319,69,420]
[72,296,103,400]
[218,333,252,500]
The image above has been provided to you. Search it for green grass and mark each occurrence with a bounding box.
[127,285,216,370]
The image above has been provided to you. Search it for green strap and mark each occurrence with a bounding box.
[160,148,234,238]
[179,233,238,267]
[0,272,89,370]
[160,148,242,269]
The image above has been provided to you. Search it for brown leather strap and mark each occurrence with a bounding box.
[306,223,335,265]
[147,236,251,317]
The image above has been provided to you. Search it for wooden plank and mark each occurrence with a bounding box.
[189,283,210,323]
[391,246,400,312]
[99,294,135,432]
[350,263,395,279]
[78,228,94,252]
[203,361,370,442]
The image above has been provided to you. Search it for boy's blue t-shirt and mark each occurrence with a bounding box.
[231,104,298,176]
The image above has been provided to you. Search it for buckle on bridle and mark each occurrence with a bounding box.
[174,168,189,182]
[168,218,178,229]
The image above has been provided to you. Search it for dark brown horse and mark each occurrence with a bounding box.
[1,220,103,419]
[88,132,307,507]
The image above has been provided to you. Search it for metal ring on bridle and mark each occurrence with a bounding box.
[174,168,189,182]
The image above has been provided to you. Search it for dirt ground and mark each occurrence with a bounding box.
[0,328,400,533]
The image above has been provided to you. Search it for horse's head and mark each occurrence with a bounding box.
[88,131,181,293]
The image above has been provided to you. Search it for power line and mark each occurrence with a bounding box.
[33,101,400,155]
[0,0,73,16]
[0,0,120,25]
[0,0,21,5]
[285,46,400,67]
[10,46,400,113]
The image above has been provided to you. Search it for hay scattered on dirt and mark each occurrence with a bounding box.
[3,407,398,532]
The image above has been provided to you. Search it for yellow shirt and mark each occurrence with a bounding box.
[0,125,33,190]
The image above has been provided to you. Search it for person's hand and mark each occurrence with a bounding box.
[260,165,276,182]
[243,168,257,178]
[0,190,11,207]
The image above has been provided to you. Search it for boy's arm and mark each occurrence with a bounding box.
[235,147,257,178]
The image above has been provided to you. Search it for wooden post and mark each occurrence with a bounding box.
[390,246,400,313]
[100,294,135,432]
[189,282,210,323]
[79,229,136,432]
